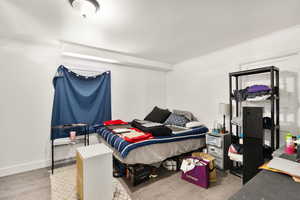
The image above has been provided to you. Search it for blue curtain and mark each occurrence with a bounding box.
[51,65,111,131]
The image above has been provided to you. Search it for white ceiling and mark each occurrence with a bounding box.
[1,0,300,64]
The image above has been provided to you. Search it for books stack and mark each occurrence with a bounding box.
[262,147,300,182]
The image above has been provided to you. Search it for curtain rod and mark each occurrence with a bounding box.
[63,64,109,73]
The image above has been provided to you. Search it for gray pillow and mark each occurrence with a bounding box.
[173,109,198,121]
[164,113,189,127]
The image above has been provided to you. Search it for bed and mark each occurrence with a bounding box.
[96,126,208,165]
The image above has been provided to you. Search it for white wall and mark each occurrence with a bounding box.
[166,25,300,143]
[0,38,166,177]
[2,23,300,178]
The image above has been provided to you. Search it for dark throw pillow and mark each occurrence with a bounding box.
[144,106,171,123]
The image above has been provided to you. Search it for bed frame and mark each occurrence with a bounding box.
[114,146,206,186]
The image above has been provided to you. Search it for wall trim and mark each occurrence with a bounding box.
[61,41,173,72]
[0,159,51,178]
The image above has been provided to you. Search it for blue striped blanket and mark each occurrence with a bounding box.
[96,126,208,158]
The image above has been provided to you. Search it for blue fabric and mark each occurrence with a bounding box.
[96,126,208,158]
[51,66,111,139]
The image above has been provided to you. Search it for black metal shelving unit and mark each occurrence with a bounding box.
[228,66,280,183]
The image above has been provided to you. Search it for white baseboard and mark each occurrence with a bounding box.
[0,135,100,177]
[0,159,51,178]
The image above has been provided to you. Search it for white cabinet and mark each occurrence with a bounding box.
[76,144,113,200]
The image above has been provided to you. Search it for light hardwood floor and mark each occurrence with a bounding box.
[0,168,51,200]
[0,167,242,200]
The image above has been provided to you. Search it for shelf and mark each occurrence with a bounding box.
[230,96,279,101]
[54,137,85,146]
[229,66,280,183]
[230,123,241,127]
[230,122,277,130]
[229,66,279,77]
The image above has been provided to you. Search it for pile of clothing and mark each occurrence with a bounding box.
[102,107,204,142]
[234,84,272,102]
[228,144,243,163]
[180,158,206,173]
[231,117,243,127]
[131,119,172,137]
[231,116,273,129]
[119,128,153,143]
[104,120,153,143]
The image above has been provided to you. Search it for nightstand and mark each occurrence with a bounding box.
[206,133,231,170]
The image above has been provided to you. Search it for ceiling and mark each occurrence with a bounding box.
[1,0,300,64]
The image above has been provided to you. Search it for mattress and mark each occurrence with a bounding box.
[96,126,208,164]
[99,136,206,165]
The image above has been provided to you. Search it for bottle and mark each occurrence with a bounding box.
[296,135,300,162]
[297,135,300,146]
[212,120,218,134]
[285,133,295,154]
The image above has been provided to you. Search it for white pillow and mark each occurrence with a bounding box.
[185,121,204,128]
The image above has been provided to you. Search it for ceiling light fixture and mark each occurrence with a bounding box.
[69,0,100,18]
[62,52,120,64]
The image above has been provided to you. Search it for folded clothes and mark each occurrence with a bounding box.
[142,122,163,128]
[120,128,153,143]
[247,90,271,99]
[185,121,204,128]
[247,94,271,101]
[228,144,244,163]
[247,85,271,93]
[131,119,172,137]
[234,88,248,101]
[234,85,272,101]
[228,144,243,154]
[231,117,242,126]
[112,128,131,134]
[228,152,243,163]
[106,124,132,130]
[103,120,128,125]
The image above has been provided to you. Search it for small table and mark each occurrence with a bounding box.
[76,144,113,200]
[51,123,90,174]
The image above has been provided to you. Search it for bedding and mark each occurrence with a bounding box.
[100,136,206,165]
[173,109,198,121]
[164,113,190,127]
[120,128,154,143]
[131,119,172,136]
[96,125,208,159]
[185,121,204,128]
[166,125,189,134]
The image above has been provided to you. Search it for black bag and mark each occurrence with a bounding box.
[131,120,172,137]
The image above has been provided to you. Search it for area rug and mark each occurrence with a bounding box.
[50,165,131,200]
